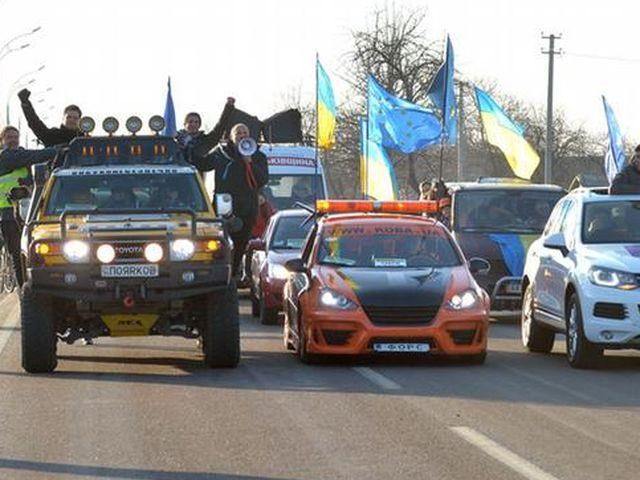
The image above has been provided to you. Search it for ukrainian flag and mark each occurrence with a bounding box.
[317,60,336,149]
[360,117,399,200]
[474,87,540,180]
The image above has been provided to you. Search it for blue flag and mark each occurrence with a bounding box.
[367,75,442,154]
[602,96,625,184]
[162,77,177,136]
[427,35,457,144]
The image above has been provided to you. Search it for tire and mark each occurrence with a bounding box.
[21,285,57,373]
[202,280,240,368]
[566,293,602,369]
[250,289,259,318]
[521,284,555,353]
[259,296,279,325]
[297,317,319,364]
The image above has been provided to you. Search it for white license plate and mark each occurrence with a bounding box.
[505,282,521,294]
[101,264,159,278]
[373,343,430,353]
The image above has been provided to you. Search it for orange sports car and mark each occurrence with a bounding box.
[282,200,490,363]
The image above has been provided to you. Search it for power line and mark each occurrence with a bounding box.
[564,52,640,63]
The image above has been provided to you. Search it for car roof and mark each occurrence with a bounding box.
[448,182,565,192]
[568,187,640,202]
[53,164,197,177]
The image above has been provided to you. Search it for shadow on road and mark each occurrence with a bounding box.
[0,458,297,480]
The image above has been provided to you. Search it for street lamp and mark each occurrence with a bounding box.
[0,26,41,64]
[5,64,46,123]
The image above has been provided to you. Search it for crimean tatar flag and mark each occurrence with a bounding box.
[317,60,337,149]
[474,87,540,180]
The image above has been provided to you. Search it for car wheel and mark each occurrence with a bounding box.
[202,280,240,368]
[283,305,295,351]
[250,285,259,318]
[259,296,279,325]
[21,285,57,373]
[521,284,555,353]
[297,317,317,364]
[566,293,602,369]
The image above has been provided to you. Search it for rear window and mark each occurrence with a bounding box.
[270,215,312,250]
[264,174,325,210]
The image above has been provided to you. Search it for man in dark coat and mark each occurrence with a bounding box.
[18,88,83,146]
[610,145,640,194]
[0,126,57,285]
[179,97,236,157]
[190,123,269,276]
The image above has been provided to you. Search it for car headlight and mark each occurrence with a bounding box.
[96,244,116,264]
[588,266,637,290]
[144,242,164,263]
[447,289,479,310]
[63,240,90,263]
[170,239,195,261]
[268,263,289,280]
[319,288,357,310]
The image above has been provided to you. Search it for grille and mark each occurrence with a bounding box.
[449,329,477,345]
[593,302,626,320]
[363,305,440,326]
[321,330,355,346]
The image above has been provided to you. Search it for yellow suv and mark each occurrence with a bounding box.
[20,116,239,373]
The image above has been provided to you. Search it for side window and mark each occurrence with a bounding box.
[543,199,567,236]
[301,224,318,265]
[559,200,578,247]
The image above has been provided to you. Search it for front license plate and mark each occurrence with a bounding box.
[101,264,159,278]
[373,343,430,353]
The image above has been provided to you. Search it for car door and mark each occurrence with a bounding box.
[286,224,317,340]
[534,199,569,321]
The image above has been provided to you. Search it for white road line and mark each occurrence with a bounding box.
[0,294,18,357]
[450,426,559,480]
[352,367,401,390]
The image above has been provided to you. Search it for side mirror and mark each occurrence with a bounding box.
[284,258,306,273]
[8,186,30,201]
[248,238,266,251]
[468,257,491,275]
[543,232,568,256]
[18,199,31,221]
[215,193,233,217]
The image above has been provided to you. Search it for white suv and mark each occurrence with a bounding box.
[521,188,640,368]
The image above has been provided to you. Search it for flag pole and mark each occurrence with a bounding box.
[365,81,370,200]
[437,35,448,185]
[315,53,320,205]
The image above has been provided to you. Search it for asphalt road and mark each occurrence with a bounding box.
[1,292,640,480]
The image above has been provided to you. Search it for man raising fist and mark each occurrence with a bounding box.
[18,88,83,146]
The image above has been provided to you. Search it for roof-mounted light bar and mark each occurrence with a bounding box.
[315,200,438,215]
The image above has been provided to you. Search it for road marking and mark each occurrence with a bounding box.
[352,367,401,390]
[0,294,18,357]
[450,426,559,480]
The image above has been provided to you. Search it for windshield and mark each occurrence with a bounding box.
[583,201,640,244]
[454,189,563,233]
[264,174,325,210]
[45,173,208,215]
[270,215,312,250]
[317,224,461,268]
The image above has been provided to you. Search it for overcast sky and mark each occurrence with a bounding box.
[1,0,637,145]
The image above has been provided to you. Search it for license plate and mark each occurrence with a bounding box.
[505,282,521,294]
[101,264,159,278]
[373,343,430,353]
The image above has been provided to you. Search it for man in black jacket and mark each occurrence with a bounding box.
[0,126,57,285]
[180,97,236,157]
[190,123,269,276]
[610,145,640,194]
[18,88,83,147]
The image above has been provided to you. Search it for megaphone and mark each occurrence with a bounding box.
[237,137,257,157]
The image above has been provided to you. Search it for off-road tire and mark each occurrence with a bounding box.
[521,284,555,353]
[21,285,57,373]
[566,293,602,369]
[203,280,240,368]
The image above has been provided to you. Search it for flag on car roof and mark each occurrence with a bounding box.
[317,60,337,149]
[427,35,457,144]
[360,117,399,200]
[474,87,540,180]
[367,75,442,154]
[162,77,177,137]
[602,96,625,184]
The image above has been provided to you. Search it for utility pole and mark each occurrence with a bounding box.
[457,81,465,181]
[541,33,561,184]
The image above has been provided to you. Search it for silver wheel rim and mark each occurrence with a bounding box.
[521,288,532,346]
[568,304,578,359]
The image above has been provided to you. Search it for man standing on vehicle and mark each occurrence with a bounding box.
[179,97,236,155]
[18,88,83,146]
[189,123,269,277]
[0,126,56,285]
[611,145,640,194]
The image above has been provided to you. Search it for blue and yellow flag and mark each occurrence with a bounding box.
[317,60,337,150]
[474,87,540,180]
[367,75,441,154]
[427,35,457,144]
[360,117,399,200]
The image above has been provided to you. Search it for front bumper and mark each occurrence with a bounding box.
[302,306,489,356]
[27,261,231,302]
[579,284,640,347]
[489,276,524,311]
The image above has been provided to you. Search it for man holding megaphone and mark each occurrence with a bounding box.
[190,123,269,277]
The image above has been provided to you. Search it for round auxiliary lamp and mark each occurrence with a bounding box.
[125,116,143,135]
[148,115,165,134]
[102,116,119,136]
[78,116,95,135]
